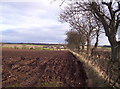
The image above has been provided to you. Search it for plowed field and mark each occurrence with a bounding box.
[2,48,87,87]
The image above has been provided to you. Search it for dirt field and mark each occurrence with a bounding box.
[2,48,88,87]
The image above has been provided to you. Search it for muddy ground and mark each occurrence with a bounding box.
[2,48,88,87]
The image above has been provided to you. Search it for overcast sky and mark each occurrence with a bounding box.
[0,0,118,45]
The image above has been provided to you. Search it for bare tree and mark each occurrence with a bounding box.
[54,0,120,87]
[57,0,120,61]
[89,0,120,61]
[91,19,102,53]
[66,30,86,52]
[74,0,120,61]
[59,2,101,55]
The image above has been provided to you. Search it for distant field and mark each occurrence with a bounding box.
[97,46,111,51]
[2,44,53,50]
[1,44,64,50]
[2,44,43,48]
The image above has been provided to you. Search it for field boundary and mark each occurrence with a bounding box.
[69,49,119,88]
[1,44,67,51]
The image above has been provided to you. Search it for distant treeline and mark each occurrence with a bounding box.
[2,42,65,46]
[100,45,111,48]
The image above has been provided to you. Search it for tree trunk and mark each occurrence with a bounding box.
[77,45,80,53]
[91,29,99,54]
[108,35,118,62]
[111,45,117,61]
[87,37,91,56]
[82,43,85,52]
[117,41,120,62]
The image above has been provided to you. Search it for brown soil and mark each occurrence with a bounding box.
[2,48,88,87]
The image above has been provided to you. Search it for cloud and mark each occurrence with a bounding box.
[0,0,69,43]
[2,25,67,43]
[1,0,53,3]
[0,1,59,27]
[0,0,113,45]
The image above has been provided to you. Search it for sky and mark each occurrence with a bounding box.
[0,0,70,44]
[0,0,118,45]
